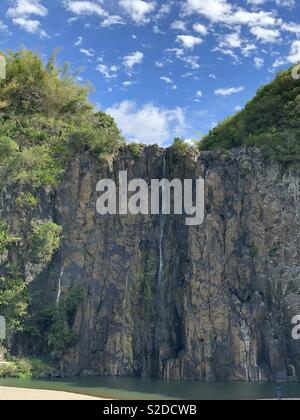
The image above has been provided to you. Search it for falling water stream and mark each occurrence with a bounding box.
[56,267,64,305]
[157,152,167,287]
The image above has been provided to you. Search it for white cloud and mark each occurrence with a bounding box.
[74,36,83,46]
[155,2,173,19]
[97,64,118,79]
[217,31,256,58]
[170,20,187,31]
[100,15,125,27]
[282,22,300,36]
[166,48,201,69]
[155,61,164,68]
[193,23,208,35]
[160,76,173,83]
[272,57,287,68]
[160,76,177,90]
[0,21,9,32]
[215,86,244,96]
[272,40,300,68]
[11,17,44,34]
[80,48,95,57]
[247,0,295,6]
[213,46,239,62]
[220,32,242,49]
[184,0,279,28]
[254,57,264,69]
[7,0,48,18]
[122,81,136,87]
[177,35,203,49]
[119,0,156,24]
[250,26,280,43]
[241,43,256,56]
[153,24,165,34]
[123,51,144,70]
[184,0,232,23]
[63,1,107,17]
[105,100,186,145]
[288,40,300,64]
[7,0,48,36]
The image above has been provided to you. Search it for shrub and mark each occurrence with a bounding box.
[0,362,18,377]
[9,145,65,189]
[0,136,18,158]
[0,358,56,378]
[286,281,298,295]
[129,143,143,157]
[41,285,84,360]
[69,113,123,155]
[0,50,93,118]
[0,220,20,256]
[171,138,189,156]
[0,264,28,333]
[269,244,280,258]
[15,192,37,209]
[245,129,300,162]
[29,220,62,264]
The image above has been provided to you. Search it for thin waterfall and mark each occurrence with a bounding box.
[157,151,167,286]
[123,274,128,313]
[56,267,64,305]
[240,320,252,380]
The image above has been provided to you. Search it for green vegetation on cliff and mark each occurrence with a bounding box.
[0,262,28,333]
[0,220,19,256]
[0,222,27,333]
[0,50,123,351]
[0,49,124,192]
[200,66,300,161]
[0,357,56,378]
[27,285,84,361]
[29,221,63,264]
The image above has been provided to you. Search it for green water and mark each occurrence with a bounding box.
[1,377,300,400]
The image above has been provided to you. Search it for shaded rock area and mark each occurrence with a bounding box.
[2,146,300,381]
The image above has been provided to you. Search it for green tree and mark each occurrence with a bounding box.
[29,220,63,264]
[0,265,28,333]
[0,49,124,192]
[199,65,300,161]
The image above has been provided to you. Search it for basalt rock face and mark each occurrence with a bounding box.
[6,146,300,381]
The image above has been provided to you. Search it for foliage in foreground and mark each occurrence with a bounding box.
[199,66,300,161]
[0,357,56,378]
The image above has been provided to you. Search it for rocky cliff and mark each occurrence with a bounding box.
[3,145,299,382]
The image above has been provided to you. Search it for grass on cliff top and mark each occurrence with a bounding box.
[199,65,300,162]
[0,49,124,191]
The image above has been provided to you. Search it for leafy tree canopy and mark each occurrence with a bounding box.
[0,49,124,191]
[199,66,300,161]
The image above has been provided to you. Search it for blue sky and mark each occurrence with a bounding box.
[1,0,300,145]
